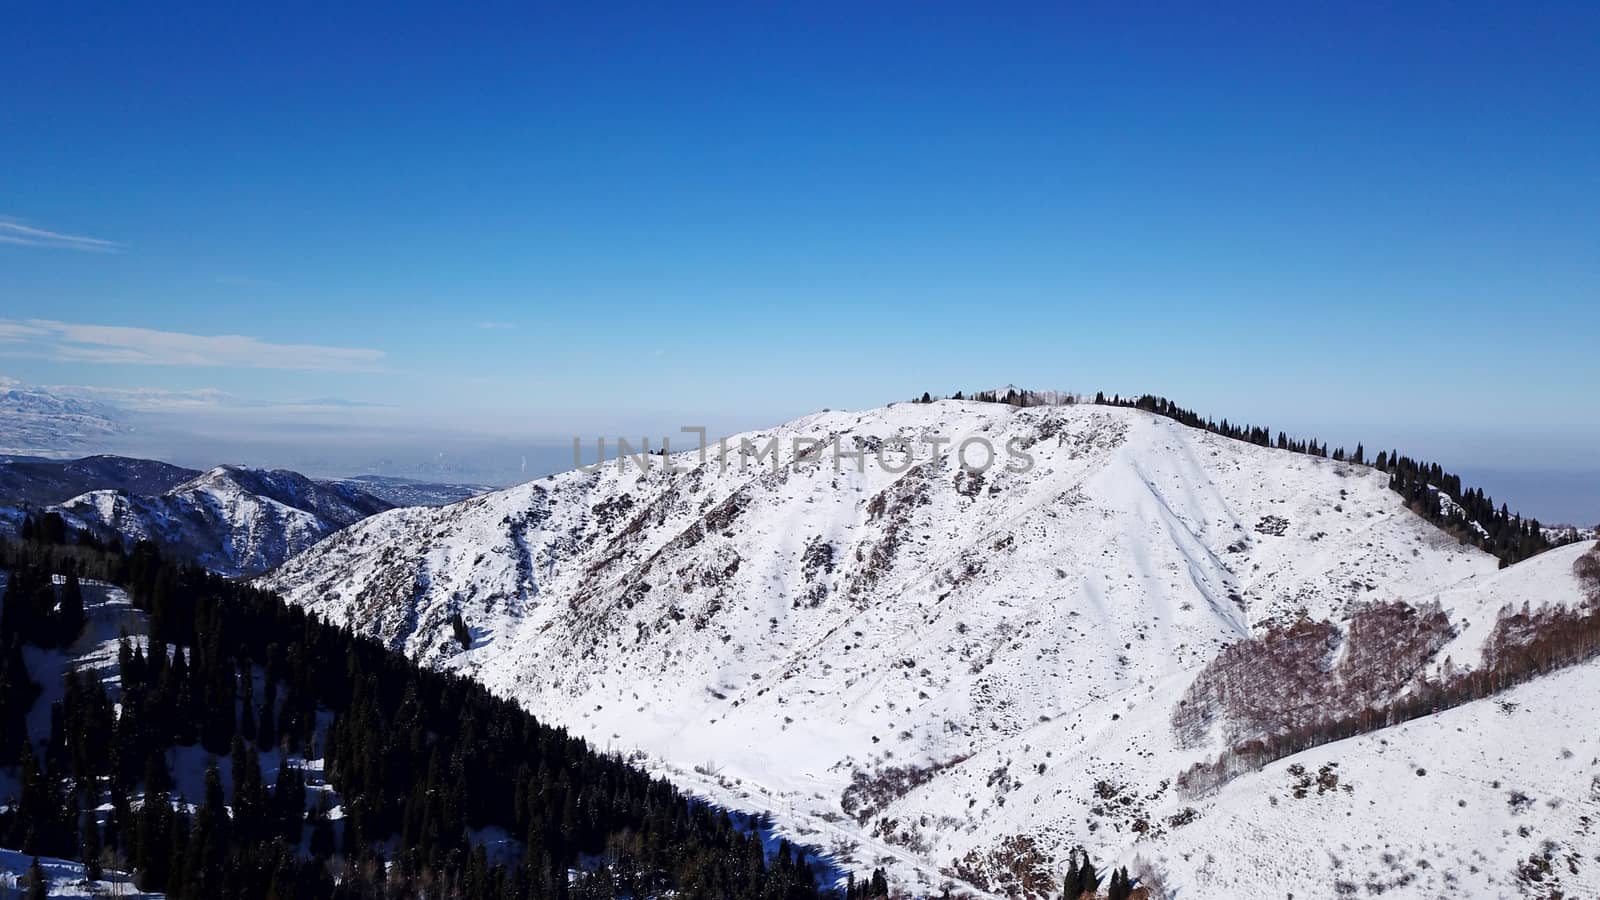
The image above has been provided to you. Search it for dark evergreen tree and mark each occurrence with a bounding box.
[1107,866,1133,900]
[82,805,104,880]
[23,856,48,900]
[57,567,85,645]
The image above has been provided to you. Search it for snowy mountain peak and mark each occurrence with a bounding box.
[180,464,393,522]
[50,464,393,577]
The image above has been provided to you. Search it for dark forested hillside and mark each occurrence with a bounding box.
[0,531,828,899]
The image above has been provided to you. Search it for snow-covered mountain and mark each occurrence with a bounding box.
[261,400,1598,897]
[0,384,125,456]
[0,454,199,507]
[54,465,393,577]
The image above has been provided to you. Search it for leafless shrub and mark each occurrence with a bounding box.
[1172,617,1339,747]
[840,754,969,824]
[1173,601,1451,750]
[1178,596,1600,798]
[1574,542,1600,603]
[1130,855,1173,900]
[948,834,1057,898]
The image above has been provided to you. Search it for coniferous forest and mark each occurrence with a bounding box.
[0,525,826,900]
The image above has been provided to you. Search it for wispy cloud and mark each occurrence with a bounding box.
[0,218,123,252]
[0,319,386,372]
[476,321,517,331]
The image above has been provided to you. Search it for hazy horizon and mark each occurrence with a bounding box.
[6,377,1594,526]
[3,4,1596,521]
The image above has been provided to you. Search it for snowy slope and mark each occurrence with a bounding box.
[53,465,392,577]
[885,540,1598,897]
[0,846,161,898]
[260,399,1538,894]
[1148,651,1600,898]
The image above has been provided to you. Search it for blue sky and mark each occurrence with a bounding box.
[1,4,1597,514]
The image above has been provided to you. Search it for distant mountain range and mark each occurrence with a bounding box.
[0,453,198,506]
[0,384,126,456]
[0,454,489,577]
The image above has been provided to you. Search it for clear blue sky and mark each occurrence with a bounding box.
[1,4,1596,513]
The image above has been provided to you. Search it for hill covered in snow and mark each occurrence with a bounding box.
[52,466,393,577]
[0,454,200,509]
[253,399,1600,896]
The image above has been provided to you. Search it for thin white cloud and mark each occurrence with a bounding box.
[0,218,123,252]
[0,318,386,372]
[476,321,516,331]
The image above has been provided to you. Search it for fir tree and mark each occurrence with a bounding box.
[1107,866,1132,900]
[1063,849,1081,899]
[23,856,48,900]
[82,807,104,880]
[58,568,85,646]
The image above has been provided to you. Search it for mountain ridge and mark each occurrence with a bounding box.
[49,464,393,577]
[257,398,1592,896]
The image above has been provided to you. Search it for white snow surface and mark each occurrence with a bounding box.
[259,400,1597,897]
[1151,653,1600,899]
[0,846,160,898]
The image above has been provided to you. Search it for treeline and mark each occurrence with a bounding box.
[1093,393,1557,565]
[1383,459,1550,564]
[1177,544,1600,797]
[917,389,1561,566]
[0,532,827,900]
